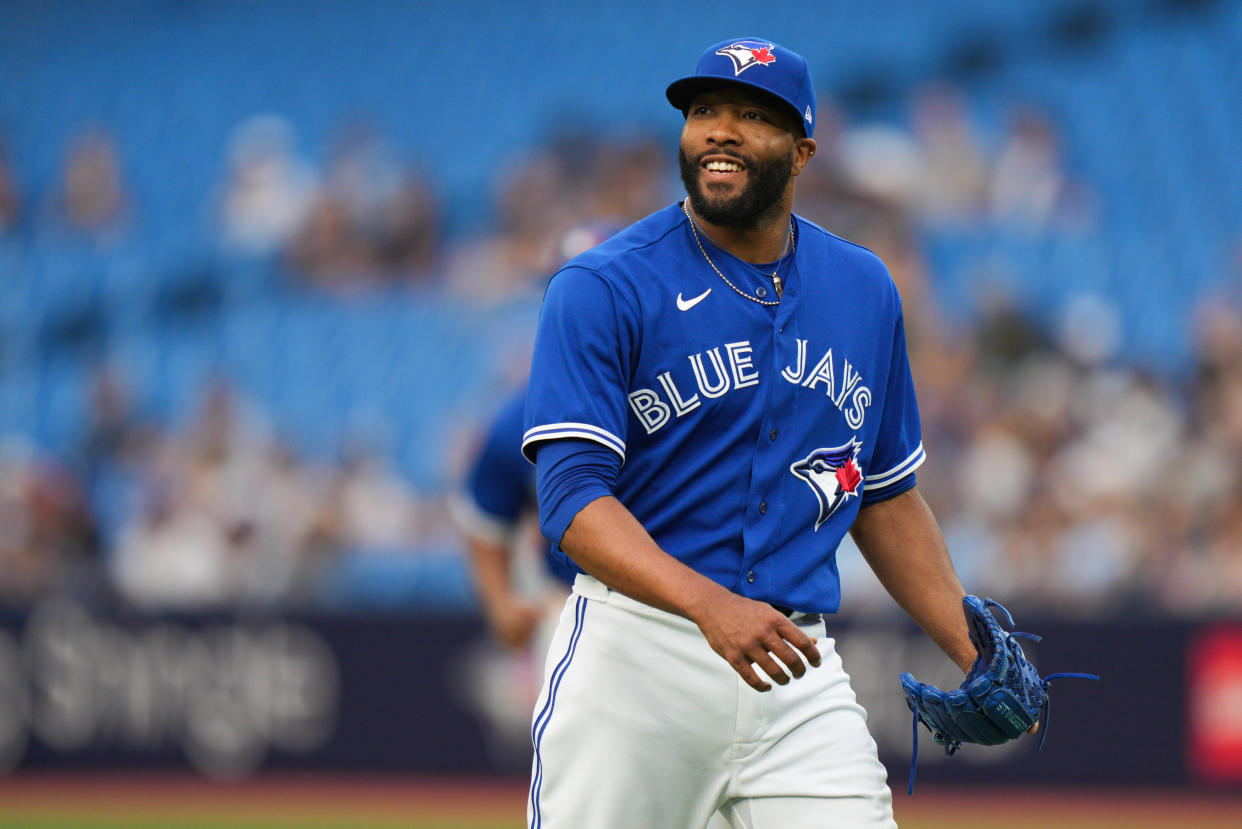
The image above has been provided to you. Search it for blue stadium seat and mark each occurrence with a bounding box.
[0,0,1236,512]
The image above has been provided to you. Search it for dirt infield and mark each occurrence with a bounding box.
[0,774,1240,829]
[891,785,1242,829]
[0,773,527,827]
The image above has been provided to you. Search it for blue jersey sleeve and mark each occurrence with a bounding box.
[862,303,925,505]
[523,266,637,464]
[466,392,533,530]
[451,392,535,546]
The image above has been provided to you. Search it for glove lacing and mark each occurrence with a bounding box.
[905,599,1099,795]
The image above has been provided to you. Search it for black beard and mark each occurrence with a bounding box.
[678,148,793,231]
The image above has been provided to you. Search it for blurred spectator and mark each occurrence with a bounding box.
[445,130,669,300]
[445,149,579,299]
[55,126,130,236]
[0,134,22,232]
[1191,298,1242,446]
[796,99,908,255]
[836,121,923,212]
[110,472,232,610]
[82,365,144,470]
[105,380,337,610]
[580,132,672,227]
[989,106,1095,232]
[0,441,100,607]
[263,440,342,602]
[908,82,990,224]
[287,120,443,290]
[287,192,371,280]
[330,436,431,554]
[217,114,316,256]
[178,381,315,605]
[92,373,465,610]
[79,365,157,554]
[368,172,441,275]
[323,120,407,231]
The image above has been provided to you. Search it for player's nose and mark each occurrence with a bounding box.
[704,111,743,145]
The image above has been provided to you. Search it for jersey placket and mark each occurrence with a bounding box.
[735,255,803,601]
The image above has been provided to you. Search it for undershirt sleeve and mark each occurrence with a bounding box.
[534,437,622,548]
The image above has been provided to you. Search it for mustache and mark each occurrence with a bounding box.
[689,148,750,167]
[681,148,751,168]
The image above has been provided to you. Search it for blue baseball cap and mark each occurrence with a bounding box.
[666,38,816,138]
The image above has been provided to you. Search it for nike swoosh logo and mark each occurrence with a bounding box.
[676,289,712,311]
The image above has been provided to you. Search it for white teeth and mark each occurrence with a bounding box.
[705,160,742,172]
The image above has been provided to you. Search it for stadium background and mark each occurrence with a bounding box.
[2,0,1242,825]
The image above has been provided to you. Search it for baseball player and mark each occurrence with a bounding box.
[522,38,980,828]
[453,387,576,650]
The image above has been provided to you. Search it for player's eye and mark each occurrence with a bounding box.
[691,105,712,116]
[743,110,768,122]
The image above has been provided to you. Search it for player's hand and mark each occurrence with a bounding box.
[693,591,822,692]
[485,596,544,650]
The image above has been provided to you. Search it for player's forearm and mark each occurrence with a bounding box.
[465,538,517,610]
[849,487,975,672]
[559,495,731,623]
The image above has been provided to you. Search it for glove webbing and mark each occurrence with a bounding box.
[905,668,1100,794]
[905,600,1100,795]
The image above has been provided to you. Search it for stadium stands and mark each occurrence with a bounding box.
[1,0,1239,612]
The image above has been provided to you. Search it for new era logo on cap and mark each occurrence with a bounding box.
[665,36,817,138]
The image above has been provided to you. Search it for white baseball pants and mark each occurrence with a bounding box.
[527,574,896,828]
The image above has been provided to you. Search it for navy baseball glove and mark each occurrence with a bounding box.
[898,595,1097,793]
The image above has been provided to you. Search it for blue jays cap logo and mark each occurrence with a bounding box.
[790,439,864,531]
[715,40,777,76]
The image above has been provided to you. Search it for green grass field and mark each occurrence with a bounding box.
[1,774,1240,829]
[0,823,517,829]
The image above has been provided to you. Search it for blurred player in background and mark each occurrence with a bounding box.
[452,221,622,651]
[450,385,578,774]
[453,387,576,652]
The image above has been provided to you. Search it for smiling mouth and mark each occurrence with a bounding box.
[703,159,744,173]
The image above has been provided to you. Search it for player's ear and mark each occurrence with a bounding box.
[791,138,816,177]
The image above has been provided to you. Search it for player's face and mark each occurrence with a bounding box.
[678,87,812,230]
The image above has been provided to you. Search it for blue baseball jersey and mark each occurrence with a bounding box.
[460,390,576,587]
[522,203,924,613]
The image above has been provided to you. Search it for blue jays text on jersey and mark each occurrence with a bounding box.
[626,336,875,435]
[523,203,925,614]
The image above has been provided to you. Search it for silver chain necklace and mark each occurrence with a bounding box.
[681,200,794,306]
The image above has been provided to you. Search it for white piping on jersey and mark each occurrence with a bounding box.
[446,490,515,547]
[863,443,925,491]
[523,422,627,462]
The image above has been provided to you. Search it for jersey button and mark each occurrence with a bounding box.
[769,428,778,441]
[755,286,767,299]
[746,570,756,583]
[759,501,767,515]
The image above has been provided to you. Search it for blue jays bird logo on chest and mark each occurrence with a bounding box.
[790,439,864,531]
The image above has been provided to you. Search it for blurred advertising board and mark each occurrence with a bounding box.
[1188,625,1242,784]
[0,599,1230,788]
